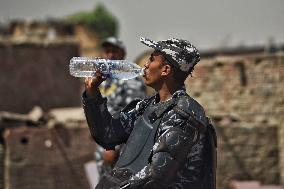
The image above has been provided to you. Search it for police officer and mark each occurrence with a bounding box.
[95,37,146,175]
[83,37,217,189]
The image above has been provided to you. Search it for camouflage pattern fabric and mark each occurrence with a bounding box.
[83,89,210,188]
[119,90,206,188]
[140,37,200,74]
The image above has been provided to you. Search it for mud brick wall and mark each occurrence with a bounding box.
[185,54,284,188]
[216,124,279,189]
[186,54,284,124]
[279,115,284,187]
[1,122,280,189]
[4,124,96,189]
[0,40,82,113]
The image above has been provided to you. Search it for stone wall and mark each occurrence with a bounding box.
[0,40,82,113]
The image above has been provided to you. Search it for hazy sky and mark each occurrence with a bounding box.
[1,0,284,60]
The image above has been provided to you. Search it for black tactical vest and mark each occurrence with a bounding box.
[103,95,217,189]
[115,97,177,174]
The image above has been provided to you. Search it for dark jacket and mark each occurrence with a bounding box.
[83,89,216,189]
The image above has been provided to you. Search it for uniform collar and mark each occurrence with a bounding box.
[153,88,187,105]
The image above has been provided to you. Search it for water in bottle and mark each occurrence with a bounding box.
[69,57,144,80]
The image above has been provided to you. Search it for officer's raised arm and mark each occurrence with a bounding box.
[82,70,130,150]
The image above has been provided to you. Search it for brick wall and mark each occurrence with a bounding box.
[186,54,284,124]
[216,124,279,188]
[185,54,284,188]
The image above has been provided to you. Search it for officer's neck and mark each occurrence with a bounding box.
[157,83,183,102]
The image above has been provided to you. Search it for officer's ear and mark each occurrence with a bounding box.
[161,64,172,76]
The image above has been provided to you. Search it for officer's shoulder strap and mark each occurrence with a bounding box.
[121,99,142,112]
[173,95,208,133]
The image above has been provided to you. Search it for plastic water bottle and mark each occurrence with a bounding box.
[69,57,144,80]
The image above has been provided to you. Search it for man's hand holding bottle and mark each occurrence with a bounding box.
[85,70,106,97]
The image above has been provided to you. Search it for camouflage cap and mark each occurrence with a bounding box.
[102,36,126,52]
[140,37,200,74]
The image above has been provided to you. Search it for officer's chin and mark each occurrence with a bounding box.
[143,77,150,86]
[142,74,148,82]
[144,80,156,89]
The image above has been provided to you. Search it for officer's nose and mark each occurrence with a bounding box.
[144,60,150,69]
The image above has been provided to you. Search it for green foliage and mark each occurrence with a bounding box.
[65,4,118,39]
